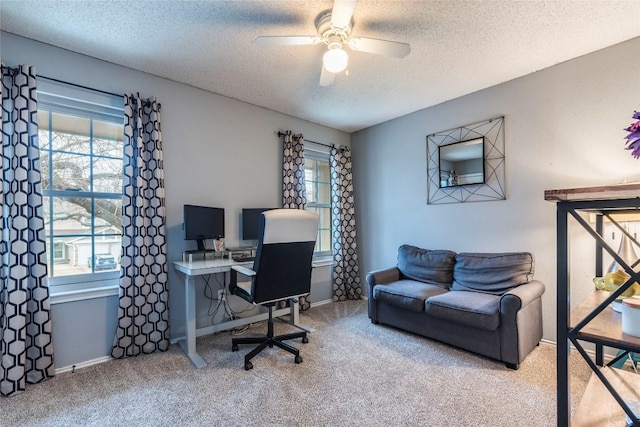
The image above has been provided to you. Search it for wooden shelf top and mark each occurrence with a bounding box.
[573,367,640,426]
[571,290,640,351]
[544,183,640,202]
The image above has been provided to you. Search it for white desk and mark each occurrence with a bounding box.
[173,258,303,368]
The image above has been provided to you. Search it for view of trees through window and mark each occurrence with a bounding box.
[305,154,331,256]
[38,108,124,278]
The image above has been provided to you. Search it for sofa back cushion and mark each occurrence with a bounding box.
[397,245,456,289]
[451,252,534,295]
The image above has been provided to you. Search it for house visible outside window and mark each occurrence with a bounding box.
[52,241,66,261]
[304,150,331,257]
[37,80,124,284]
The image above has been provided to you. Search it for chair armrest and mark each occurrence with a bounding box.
[231,265,256,277]
[500,280,545,313]
[230,265,256,300]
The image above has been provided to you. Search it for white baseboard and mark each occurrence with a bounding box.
[539,338,624,364]
[56,355,113,374]
[311,298,333,307]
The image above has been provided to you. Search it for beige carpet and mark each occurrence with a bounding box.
[2,300,593,426]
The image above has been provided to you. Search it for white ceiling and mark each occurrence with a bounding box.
[1,1,639,133]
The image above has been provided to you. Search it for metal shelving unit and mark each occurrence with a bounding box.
[546,184,640,427]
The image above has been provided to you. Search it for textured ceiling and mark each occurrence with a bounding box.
[1,1,639,132]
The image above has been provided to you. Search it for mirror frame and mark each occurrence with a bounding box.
[438,137,485,188]
[427,116,506,204]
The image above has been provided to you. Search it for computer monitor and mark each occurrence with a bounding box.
[183,204,225,251]
[242,208,276,241]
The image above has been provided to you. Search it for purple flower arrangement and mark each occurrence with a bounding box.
[624,110,640,158]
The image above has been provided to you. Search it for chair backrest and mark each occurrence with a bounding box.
[250,209,319,305]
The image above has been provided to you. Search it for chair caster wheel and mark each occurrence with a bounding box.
[232,344,238,352]
[244,361,253,370]
[295,355,303,364]
[302,336,309,344]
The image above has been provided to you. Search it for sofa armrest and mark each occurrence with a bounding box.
[499,280,545,366]
[366,267,401,287]
[365,267,401,322]
[500,280,545,312]
[366,267,402,299]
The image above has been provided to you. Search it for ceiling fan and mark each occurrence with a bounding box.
[255,0,411,86]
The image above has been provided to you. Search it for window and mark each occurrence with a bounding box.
[37,81,124,281]
[52,241,66,260]
[305,151,331,257]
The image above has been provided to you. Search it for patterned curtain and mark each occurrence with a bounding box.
[281,130,311,311]
[111,93,169,358]
[1,65,55,397]
[330,146,362,301]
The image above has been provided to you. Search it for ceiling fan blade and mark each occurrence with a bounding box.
[331,0,357,29]
[319,66,335,87]
[255,36,319,46]
[348,37,411,58]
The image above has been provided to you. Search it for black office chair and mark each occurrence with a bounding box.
[229,208,319,370]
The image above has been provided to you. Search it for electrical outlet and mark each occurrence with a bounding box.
[218,289,225,301]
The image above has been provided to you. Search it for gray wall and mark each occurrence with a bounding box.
[351,37,640,342]
[1,31,345,370]
[50,296,119,369]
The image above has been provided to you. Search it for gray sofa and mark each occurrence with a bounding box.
[366,245,545,369]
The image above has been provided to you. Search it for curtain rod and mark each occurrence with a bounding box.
[3,66,158,105]
[2,66,121,98]
[39,76,159,108]
[38,75,124,99]
[277,131,338,150]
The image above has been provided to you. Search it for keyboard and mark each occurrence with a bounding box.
[233,256,255,263]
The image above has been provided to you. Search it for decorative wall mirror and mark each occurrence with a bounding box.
[438,137,485,188]
[427,116,506,204]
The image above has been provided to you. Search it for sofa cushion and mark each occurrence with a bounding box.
[373,280,449,312]
[425,291,501,330]
[451,252,534,295]
[397,245,456,289]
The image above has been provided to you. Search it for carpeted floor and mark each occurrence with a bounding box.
[2,300,593,426]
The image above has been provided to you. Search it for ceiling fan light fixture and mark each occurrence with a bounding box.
[256,2,410,86]
[323,46,348,73]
